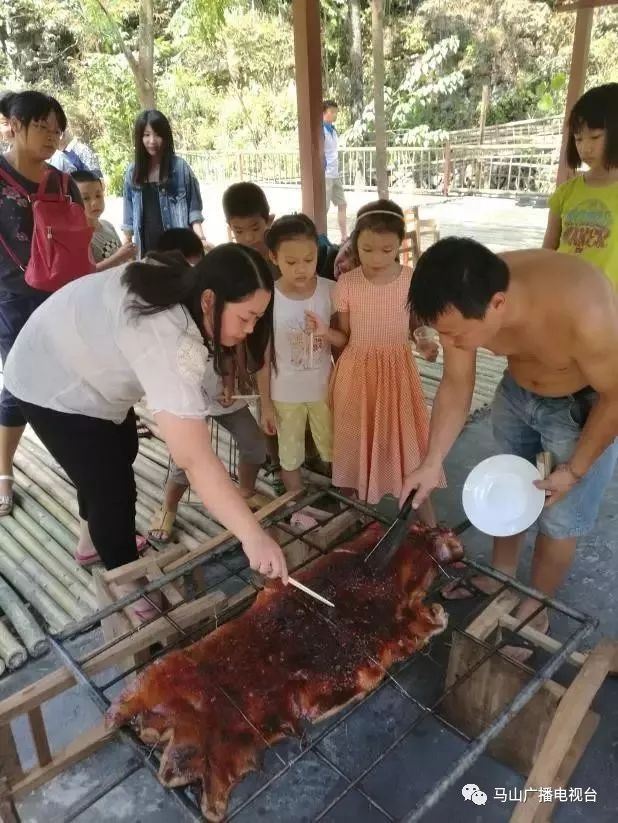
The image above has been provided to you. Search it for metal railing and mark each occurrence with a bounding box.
[180,140,559,198]
[447,143,560,195]
[446,115,562,145]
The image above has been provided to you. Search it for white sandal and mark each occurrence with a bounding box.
[0,475,14,517]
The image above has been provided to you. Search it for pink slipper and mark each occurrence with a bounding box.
[131,597,160,623]
[75,535,149,567]
[290,510,319,532]
[74,546,101,567]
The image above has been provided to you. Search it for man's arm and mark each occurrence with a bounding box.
[536,292,618,505]
[400,343,476,507]
[424,343,476,465]
[569,301,618,476]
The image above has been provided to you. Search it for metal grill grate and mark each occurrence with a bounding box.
[50,488,596,822]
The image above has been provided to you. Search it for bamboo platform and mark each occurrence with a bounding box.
[0,348,505,677]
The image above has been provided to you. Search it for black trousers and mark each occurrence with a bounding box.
[18,400,140,570]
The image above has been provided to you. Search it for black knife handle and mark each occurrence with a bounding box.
[399,490,416,520]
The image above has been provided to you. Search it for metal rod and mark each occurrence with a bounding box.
[43,485,598,823]
[401,618,596,822]
[461,557,592,623]
[62,759,143,822]
[312,749,395,821]
[56,491,327,641]
[46,635,202,821]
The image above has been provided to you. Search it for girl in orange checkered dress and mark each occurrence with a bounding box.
[330,199,443,512]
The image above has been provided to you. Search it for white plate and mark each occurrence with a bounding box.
[462,455,546,537]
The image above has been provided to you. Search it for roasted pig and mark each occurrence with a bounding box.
[106,522,463,820]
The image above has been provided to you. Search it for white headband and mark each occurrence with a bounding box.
[355,209,406,226]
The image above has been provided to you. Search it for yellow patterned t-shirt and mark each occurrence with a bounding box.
[548,176,618,285]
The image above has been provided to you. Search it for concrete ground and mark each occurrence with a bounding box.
[1,192,616,822]
[104,187,550,252]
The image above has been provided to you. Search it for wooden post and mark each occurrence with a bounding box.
[371,0,388,198]
[556,7,594,185]
[293,0,327,234]
[0,777,18,823]
[442,141,452,196]
[479,83,490,145]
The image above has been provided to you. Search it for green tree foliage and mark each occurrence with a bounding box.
[1,0,616,190]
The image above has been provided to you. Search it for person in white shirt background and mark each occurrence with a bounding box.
[323,100,348,243]
[48,125,103,177]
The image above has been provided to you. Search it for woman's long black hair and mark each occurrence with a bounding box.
[122,244,274,376]
[132,109,175,186]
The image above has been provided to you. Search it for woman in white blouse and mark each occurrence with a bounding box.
[4,244,287,617]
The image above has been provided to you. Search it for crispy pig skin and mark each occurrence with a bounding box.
[106,522,463,820]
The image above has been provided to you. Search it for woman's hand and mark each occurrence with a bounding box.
[217,384,236,408]
[243,530,288,582]
[305,310,329,337]
[261,402,277,436]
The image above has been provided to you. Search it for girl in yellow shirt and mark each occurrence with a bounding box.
[544,83,618,286]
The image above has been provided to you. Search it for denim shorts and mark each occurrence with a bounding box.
[491,372,618,539]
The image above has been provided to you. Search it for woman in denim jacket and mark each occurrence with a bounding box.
[122,110,209,257]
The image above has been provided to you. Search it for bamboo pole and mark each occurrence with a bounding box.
[16,442,76,498]
[0,621,27,670]
[132,471,163,507]
[0,577,48,658]
[10,504,93,590]
[12,468,79,538]
[13,452,79,518]
[12,490,76,554]
[137,441,170,469]
[133,456,223,538]
[0,524,89,621]
[0,518,96,610]
[133,455,168,486]
[140,437,171,460]
[0,549,70,632]
[133,476,217,542]
[19,437,73,487]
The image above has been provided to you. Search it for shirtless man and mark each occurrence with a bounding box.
[401,238,618,657]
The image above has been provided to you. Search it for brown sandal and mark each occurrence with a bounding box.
[148,506,176,543]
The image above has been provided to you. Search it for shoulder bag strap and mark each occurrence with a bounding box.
[0,164,30,200]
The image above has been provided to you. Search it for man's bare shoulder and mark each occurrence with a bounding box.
[500,248,615,324]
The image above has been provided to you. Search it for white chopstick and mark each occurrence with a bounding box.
[288,576,334,608]
[309,299,314,368]
[231,394,260,400]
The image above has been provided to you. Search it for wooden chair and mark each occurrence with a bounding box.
[401,206,440,267]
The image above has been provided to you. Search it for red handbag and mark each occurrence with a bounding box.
[0,164,94,292]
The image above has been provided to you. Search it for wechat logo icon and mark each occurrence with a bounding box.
[462,783,488,806]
